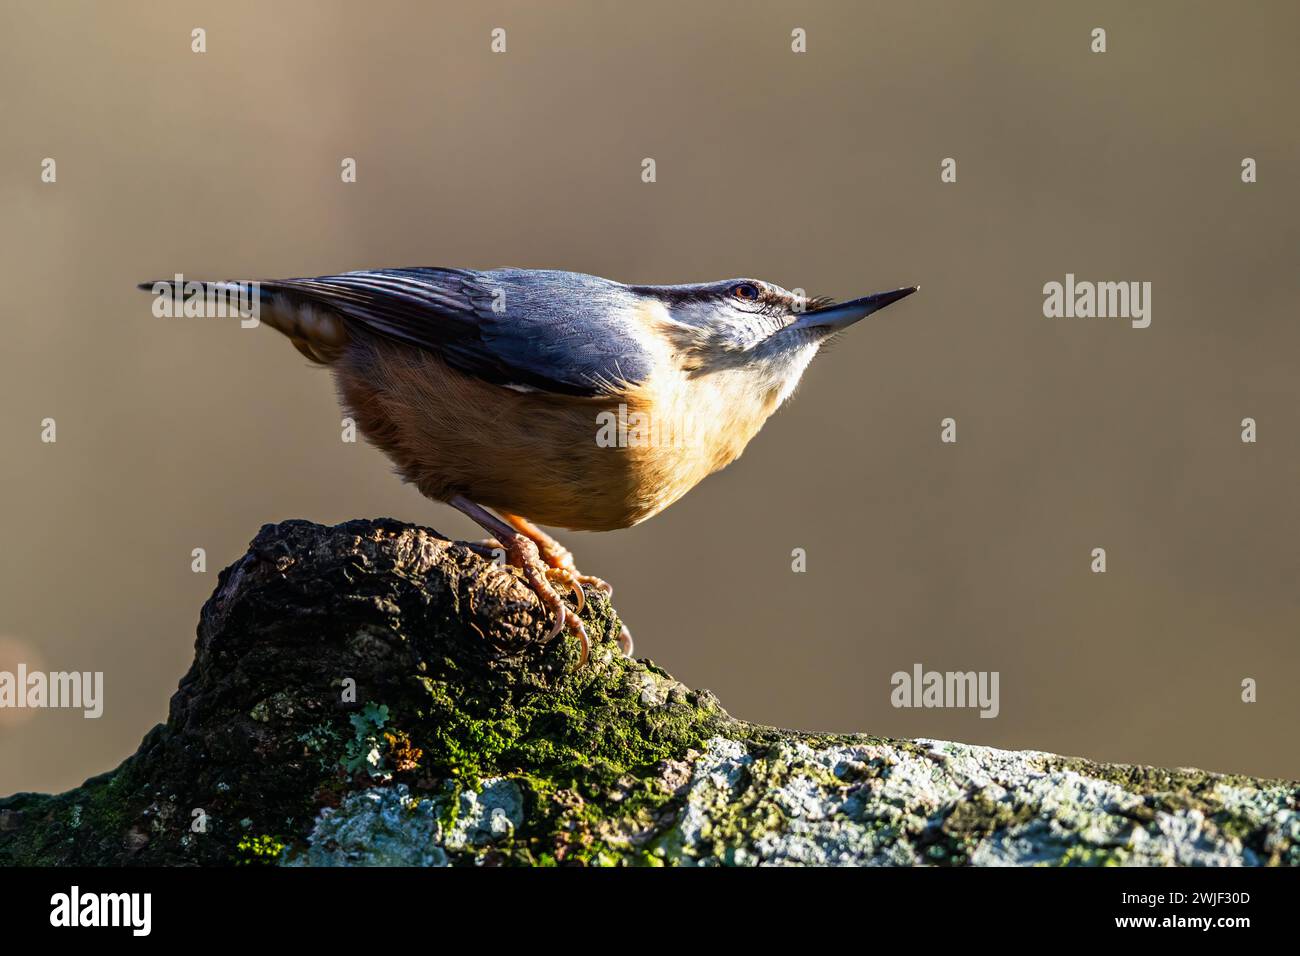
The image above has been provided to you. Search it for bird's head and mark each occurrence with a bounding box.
[634,277,916,404]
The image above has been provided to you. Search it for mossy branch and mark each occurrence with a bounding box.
[1,519,1296,867]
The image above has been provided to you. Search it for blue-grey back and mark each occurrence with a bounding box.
[261,267,653,397]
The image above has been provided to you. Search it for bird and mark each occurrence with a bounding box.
[139,269,916,664]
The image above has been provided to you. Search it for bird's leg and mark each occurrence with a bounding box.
[500,513,613,600]
[501,513,633,659]
[448,495,589,664]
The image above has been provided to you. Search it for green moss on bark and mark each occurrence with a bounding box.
[2,519,1296,868]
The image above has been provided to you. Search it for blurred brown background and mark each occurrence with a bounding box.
[2,0,1297,793]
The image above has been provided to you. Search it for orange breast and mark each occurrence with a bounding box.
[333,338,777,531]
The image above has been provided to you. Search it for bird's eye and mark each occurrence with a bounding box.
[732,283,760,302]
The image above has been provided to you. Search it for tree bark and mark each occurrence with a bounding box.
[1,518,1295,866]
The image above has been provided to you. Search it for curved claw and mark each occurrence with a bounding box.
[572,617,590,667]
[566,576,586,613]
[544,606,566,642]
[544,608,589,665]
[617,624,634,658]
[543,567,585,612]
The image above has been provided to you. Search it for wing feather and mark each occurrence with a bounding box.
[262,267,651,398]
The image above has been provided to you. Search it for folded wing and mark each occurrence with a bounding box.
[262,267,651,398]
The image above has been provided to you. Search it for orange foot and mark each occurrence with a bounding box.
[451,496,591,664]
[502,513,613,598]
[504,534,589,658]
[503,513,633,659]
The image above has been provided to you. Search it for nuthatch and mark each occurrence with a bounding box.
[141,268,916,663]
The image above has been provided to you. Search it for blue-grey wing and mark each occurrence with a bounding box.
[261,267,652,397]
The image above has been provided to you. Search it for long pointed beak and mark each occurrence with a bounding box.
[788,285,917,333]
